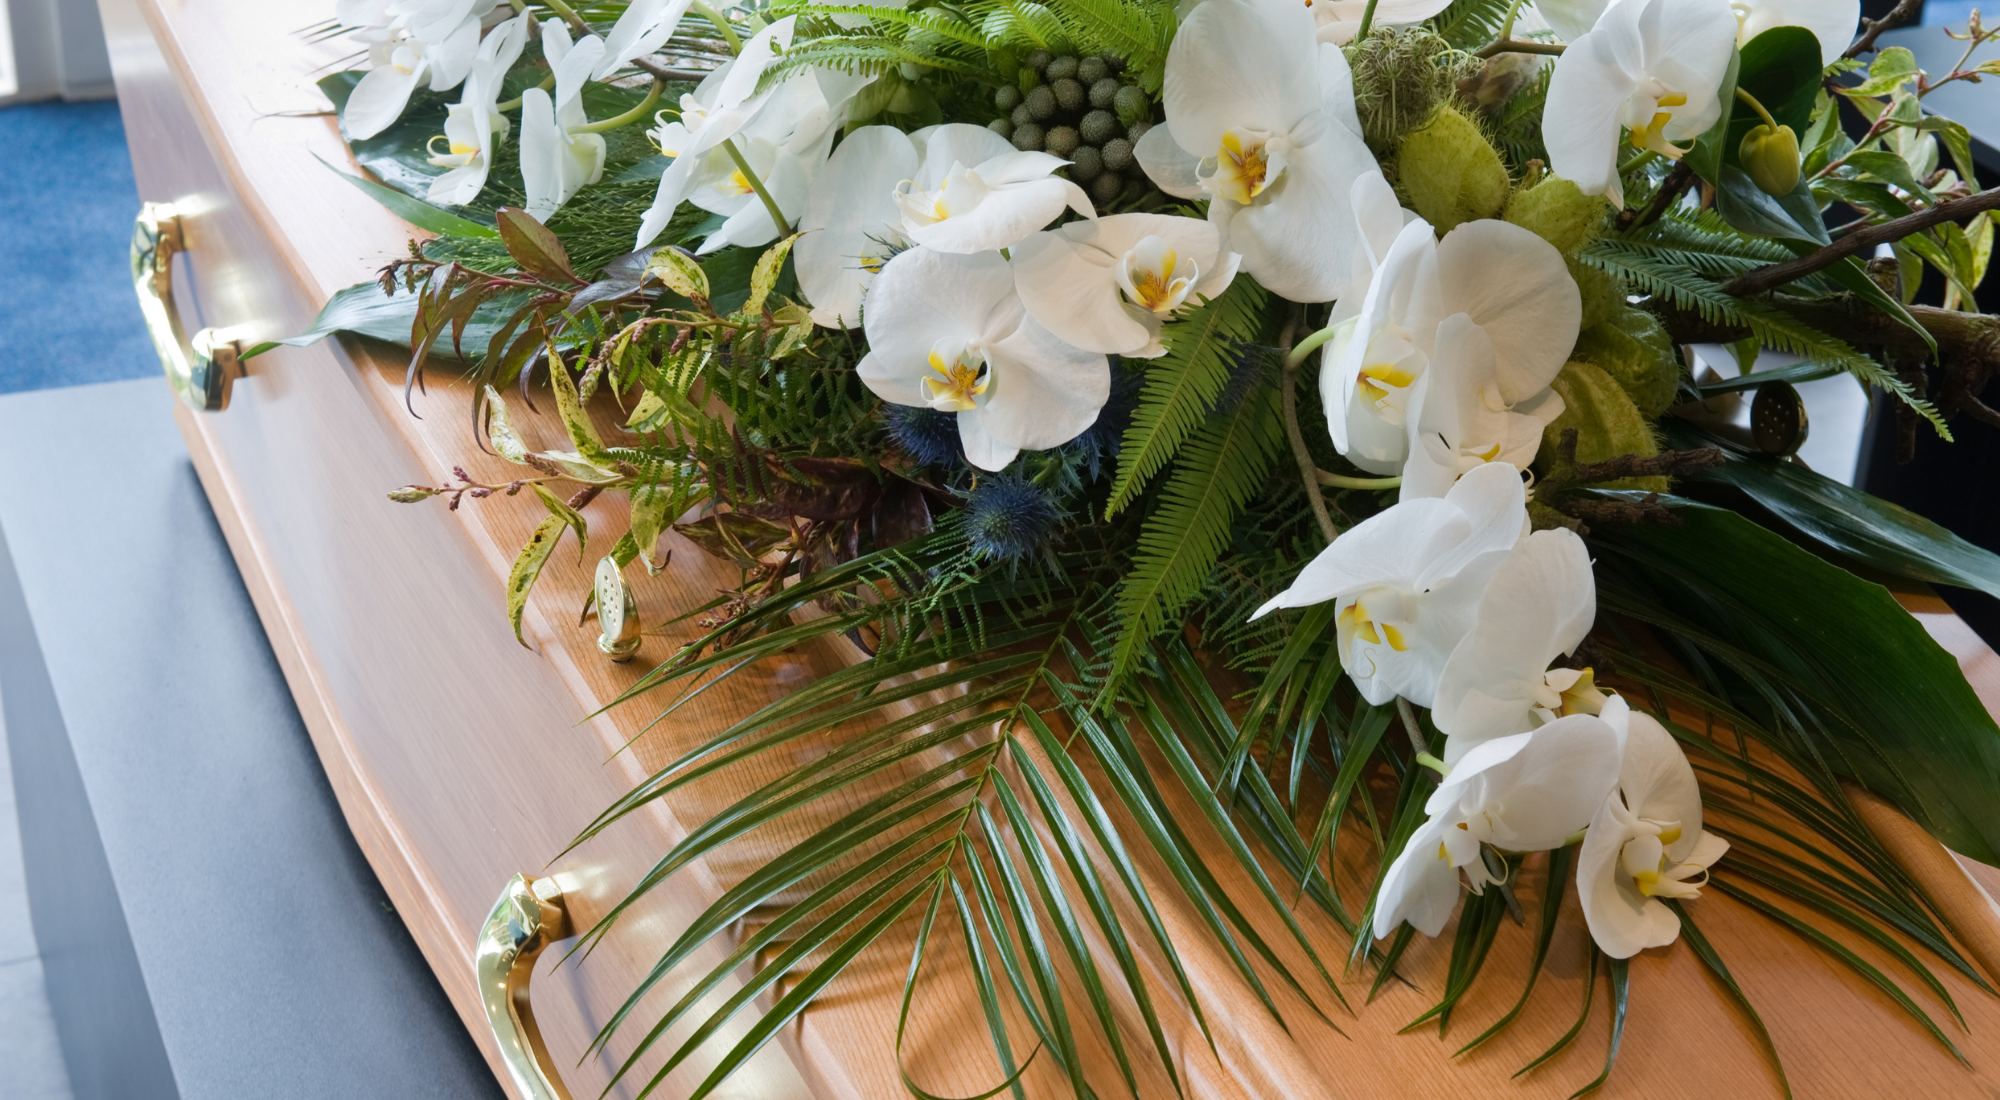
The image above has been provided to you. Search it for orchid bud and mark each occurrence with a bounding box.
[1539,361,1669,493]
[1397,106,1510,233]
[1739,122,1802,197]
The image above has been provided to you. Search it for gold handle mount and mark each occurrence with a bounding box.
[477,874,577,1100]
[131,202,240,412]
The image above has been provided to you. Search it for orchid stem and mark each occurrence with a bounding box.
[1414,751,1449,775]
[1284,318,1344,368]
[721,136,791,235]
[541,0,588,31]
[1352,0,1382,42]
[1396,697,1428,758]
[1316,469,1401,490]
[1496,0,1525,41]
[1278,319,1339,544]
[495,72,556,113]
[694,1,743,54]
[1734,86,1781,131]
[575,78,664,133]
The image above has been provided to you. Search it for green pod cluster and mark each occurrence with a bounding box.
[1570,306,1683,418]
[1396,106,1509,233]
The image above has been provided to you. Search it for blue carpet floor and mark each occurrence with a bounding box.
[0,101,152,394]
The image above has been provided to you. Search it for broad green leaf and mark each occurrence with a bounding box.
[1726,28,1822,161]
[1845,45,1920,98]
[1715,166,1830,244]
[533,450,623,482]
[496,208,578,284]
[628,480,675,571]
[243,280,517,360]
[315,155,499,238]
[531,483,588,558]
[506,514,569,645]
[546,350,611,461]
[646,247,711,301]
[483,384,529,462]
[1688,47,1742,183]
[1591,498,2000,864]
[741,233,801,318]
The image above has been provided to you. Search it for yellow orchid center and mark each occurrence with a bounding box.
[1626,90,1691,159]
[1116,235,1199,316]
[1358,362,1416,406]
[1336,588,1412,669]
[1204,129,1285,206]
[723,168,756,196]
[1536,667,1611,723]
[1619,822,1706,899]
[919,341,989,412]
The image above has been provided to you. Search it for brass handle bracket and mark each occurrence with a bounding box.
[477,874,577,1100]
[132,202,241,411]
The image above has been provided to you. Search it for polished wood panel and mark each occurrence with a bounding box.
[103,1,2000,1096]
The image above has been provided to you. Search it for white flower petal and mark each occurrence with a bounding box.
[1739,0,1859,66]
[1374,815,1464,938]
[1577,790,1681,957]
[345,62,425,140]
[593,0,696,78]
[797,127,920,328]
[1617,707,1705,860]
[1011,214,1229,355]
[1430,221,1581,403]
[1135,125,1206,200]
[1163,0,1322,154]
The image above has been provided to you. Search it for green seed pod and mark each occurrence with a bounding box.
[1740,122,1802,197]
[1114,85,1150,127]
[1089,77,1119,110]
[1127,119,1153,143]
[1012,122,1046,152]
[995,84,1022,112]
[1101,136,1135,171]
[1046,54,1079,81]
[1540,361,1669,493]
[1571,259,1624,331]
[1011,102,1034,127]
[1570,307,1683,418]
[1078,56,1108,84]
[1044,125,1081,158]
[1080,109,1119,145]
[988,118,1014,140]
[1091,170,1124,204]
[1023,49,1051,71]
[1395,106,1509,233]
[1504,174,1610,258]
[1052,77,1086,113]
[1070,145,1103,181]
[1024,84,1057,120]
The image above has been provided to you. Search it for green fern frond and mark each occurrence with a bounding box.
[762,35,996,84]
[1105,277,1269,517]
[1041,0,1174,90]
[1428,0,1515,50]
[1490,61,1550,169]
[1100,383,1287,702]
[789,3,994,51]
[1583,239,1947,433]
[965,0,1073,52]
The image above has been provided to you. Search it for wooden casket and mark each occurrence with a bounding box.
[98,0,2000,1095]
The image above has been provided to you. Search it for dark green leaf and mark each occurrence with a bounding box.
[496,207,579,284]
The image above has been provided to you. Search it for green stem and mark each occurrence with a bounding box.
[494,72,557,113]
[541,0,587,29]
[693,1,742,54]
[574,78,664,133]
[1352,0,1382,43]
[1734,86,1781,131]
[1618,148,1658,176]
[1278,320,1338,544]
[1284,318,1346,368]
[721,136,791,235]
[1315,470,1401,490]
[1496,0,1525,41]
[1414,751,1449,775]
[1396,697,1428,758]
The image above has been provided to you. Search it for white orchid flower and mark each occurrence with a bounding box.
[1539,0,1856,67]
[1335,171,1418,327]
[1544,0,1737,206]
[520,20,609,221]
[892,151,1095,254]
[1251,461,1528,707]
[345,16,481,139]
[1374,702,1627,939]
[1431,528,1599,764]
[1322,217,1579,477]
[673,70,873,254]
[636,16,798,247]
[593,0,698,79]
[425,14,527,206]
[856,248,1110,472]
[1579,705,1729,957]
[1135,0,1379,304]
[796,124,1012,327]
[1305,0,1455,44]
[1010,214,1241,357]
[1400,314,1569,500]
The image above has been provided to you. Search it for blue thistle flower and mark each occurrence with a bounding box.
[963,474,1060,562]
[884,405,963,468]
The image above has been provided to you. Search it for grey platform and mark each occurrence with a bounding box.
[0,377,503,1100]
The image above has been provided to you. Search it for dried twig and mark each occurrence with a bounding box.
[1618,161,1695,231]
[1845,0,1922,60]
[1721,187,2000,296]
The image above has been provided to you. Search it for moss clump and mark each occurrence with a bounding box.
[1539,361,1668,493]
[1396,106,1510,233]
[1505,175,1609,257]
[1346,27,1480,154]
[1570,307,1683,418]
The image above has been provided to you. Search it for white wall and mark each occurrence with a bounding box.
[0,0,114,104]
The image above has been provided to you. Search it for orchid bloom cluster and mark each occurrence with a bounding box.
[1255,463,1725,957]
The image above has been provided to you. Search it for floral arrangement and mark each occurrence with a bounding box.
[288,0,2000,1094]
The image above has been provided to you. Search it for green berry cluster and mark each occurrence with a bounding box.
[986,51,1159,206]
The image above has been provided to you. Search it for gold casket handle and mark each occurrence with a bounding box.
[476,874,578,1100]
[131,202,240,412]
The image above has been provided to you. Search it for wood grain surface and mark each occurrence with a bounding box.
[100,2,2000,1096]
